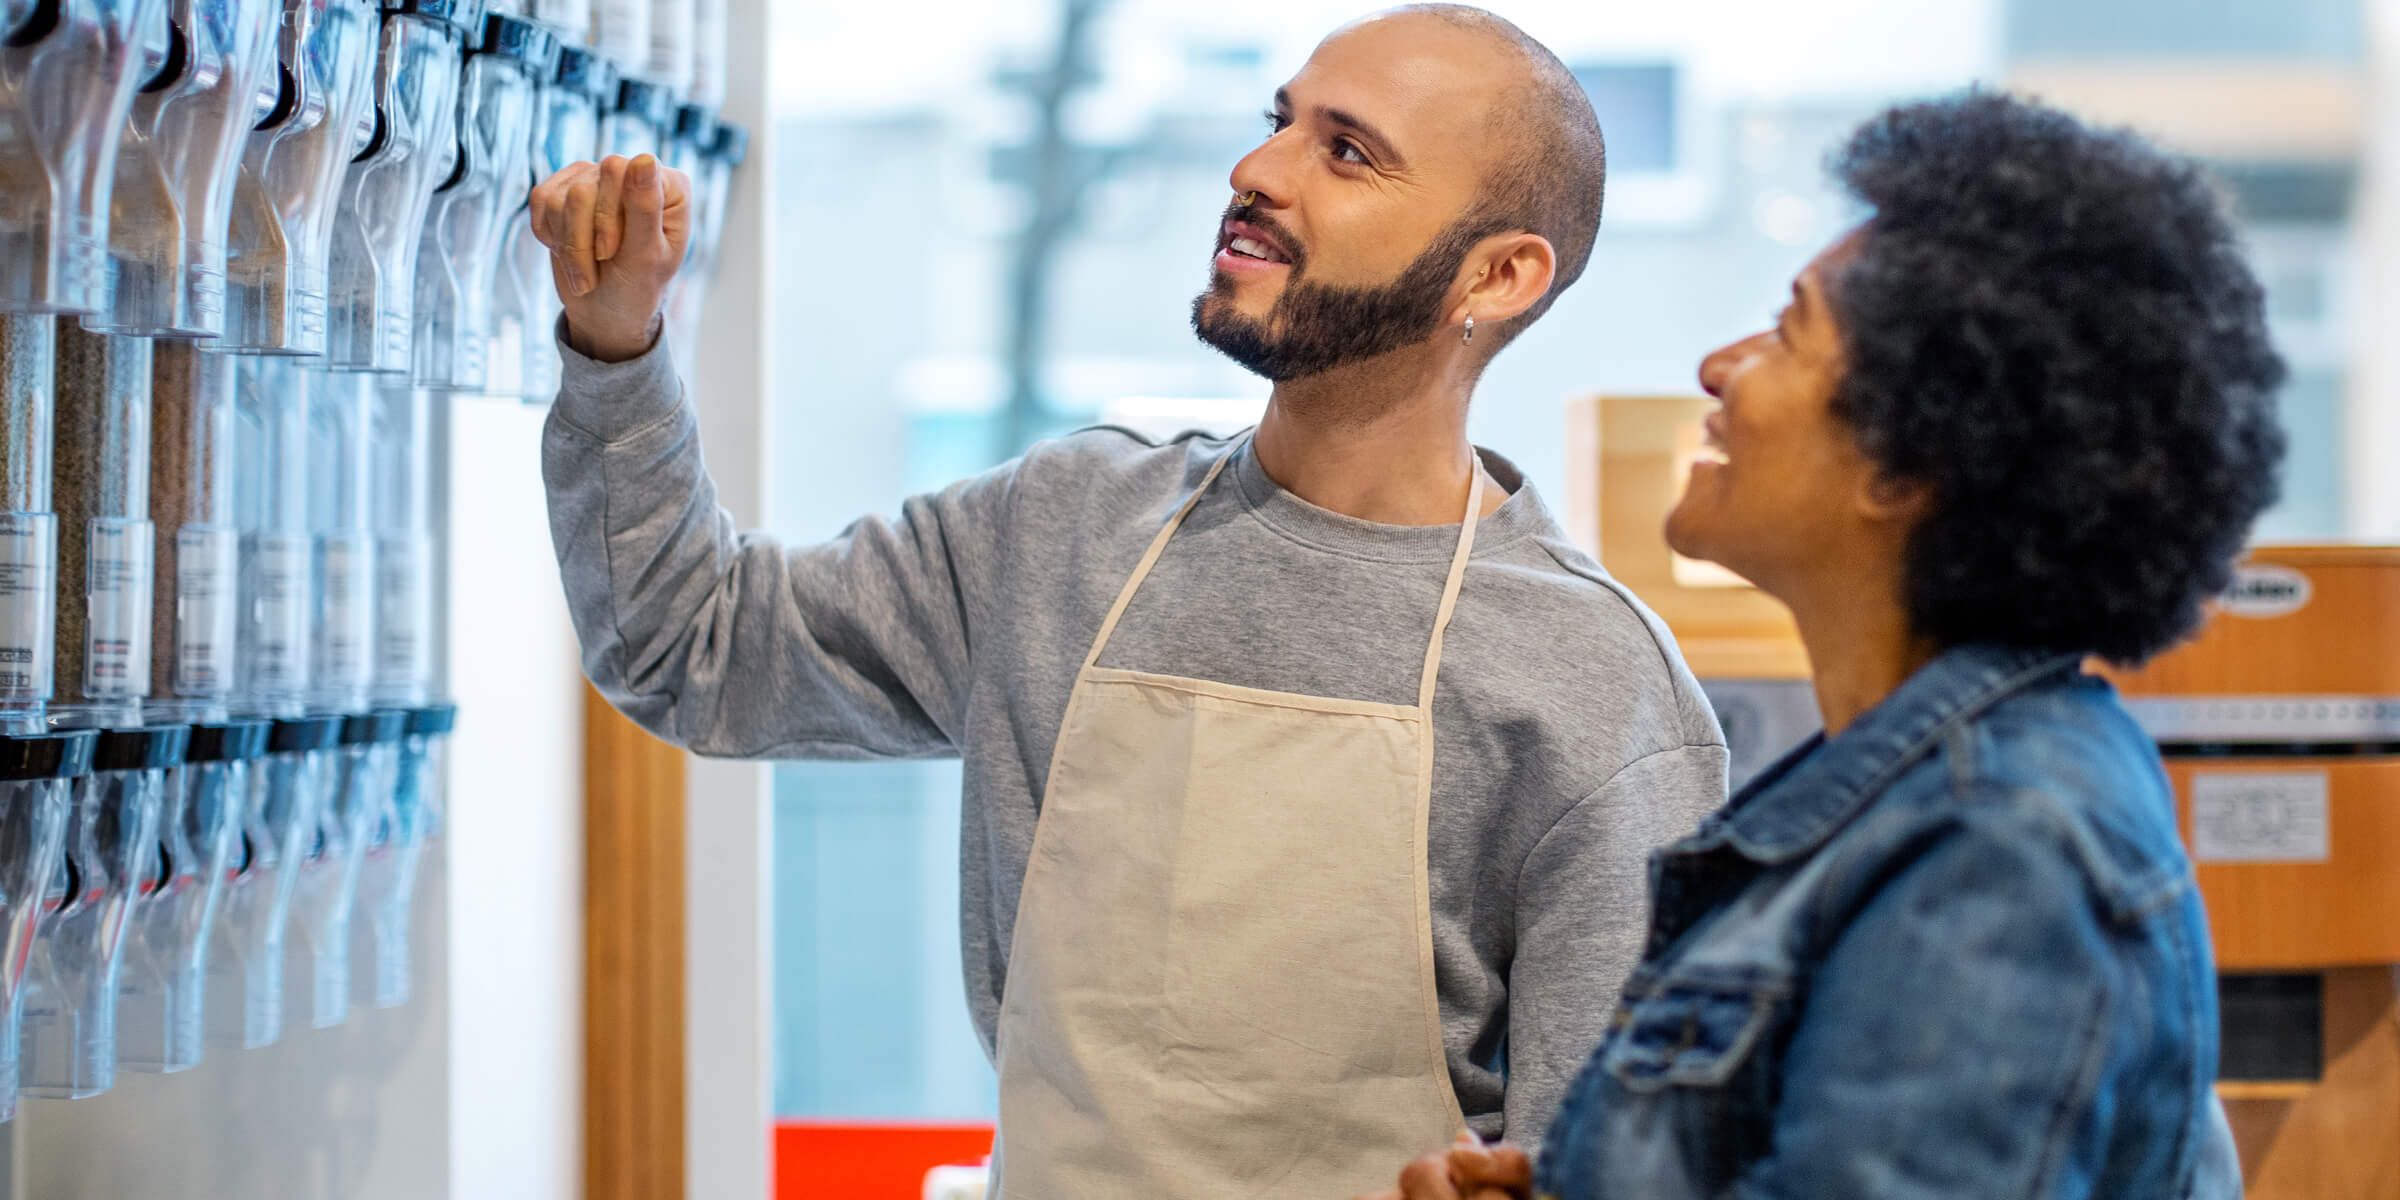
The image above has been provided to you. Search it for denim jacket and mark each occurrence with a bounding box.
[1535,645,2238,1200]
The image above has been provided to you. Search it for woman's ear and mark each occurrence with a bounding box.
[1859,472,1933,526]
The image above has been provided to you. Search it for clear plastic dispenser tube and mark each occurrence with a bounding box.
[0,729,94,1122]
[601,73,672,161]
[0,318,58,734]
[19,724,183,1100]
[115,717,264,1071]
[664,117,740,361]
[490,40,610,402]
[585,0,642,73]
[218,0,380,355]
[525,0,584,37]
[355,701,445,1007]
[322,0,472,373]
[89,0,286,337]
[147,343,241,722]
[203,712,331,1047]
[416,11,554,392]
[687,0,720,108]
[306,372,373,713]
[51,324,157,730]
[232,357,311,716]
[641,0,689,95]
[292,707,396,1027]
[369,381,431,705]
[0,0,168,314]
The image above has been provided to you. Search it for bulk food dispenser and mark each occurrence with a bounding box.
[218,0,380,355]
[415,10,554,392]
[0,729,94,1123]
[2106,545,2400,1200]
[487,38,610,402]
[287,367,400,1029]
[213,357,330,1049]
[322,0,473,373]
[18,724,183,1100]
[0,0,163,314]
[355,379,443,1007]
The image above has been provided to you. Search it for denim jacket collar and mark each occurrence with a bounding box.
[1696,644,2085,865]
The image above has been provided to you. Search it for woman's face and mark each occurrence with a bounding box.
[1666,232,1906,594]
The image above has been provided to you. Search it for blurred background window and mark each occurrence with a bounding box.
[768,0,2395,1121]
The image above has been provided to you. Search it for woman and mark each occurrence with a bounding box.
[1369,90,2284,1199]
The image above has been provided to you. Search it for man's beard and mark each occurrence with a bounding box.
[1191,205,1504,383]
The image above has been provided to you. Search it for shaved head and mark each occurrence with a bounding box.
[1375,5,1608,350]
[1193,3,1610,389]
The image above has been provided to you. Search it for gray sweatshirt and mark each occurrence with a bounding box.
[543,334,1730,1142]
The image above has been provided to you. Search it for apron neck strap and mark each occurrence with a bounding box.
[1082,443,1240,670]
[1082,435,1489,703]
[1417,456,1484,711]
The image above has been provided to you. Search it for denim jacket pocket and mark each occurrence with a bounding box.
[1602,967,1788,1094]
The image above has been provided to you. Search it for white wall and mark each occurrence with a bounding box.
[443,398,586,1200]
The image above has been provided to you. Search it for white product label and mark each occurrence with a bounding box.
[249,533,311,693]
[590,0,648,66]
[0,513,54,700]
[375,535,429,685]
[2221,565,2312,619]
[2191,771,2330,864]
[84,518,155,697]
[175,525,240,695]
[318,533,373,690]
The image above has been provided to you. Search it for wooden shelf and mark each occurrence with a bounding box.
[2217,1080,2317,1103]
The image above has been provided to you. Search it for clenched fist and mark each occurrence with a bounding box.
[529,153,693,363]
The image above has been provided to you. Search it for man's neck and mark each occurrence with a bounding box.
[1252,349,1505,526]
[1774,554,1941,737]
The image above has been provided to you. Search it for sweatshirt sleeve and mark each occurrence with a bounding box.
[1504,742,1729,1142]
[541,329,1014,760]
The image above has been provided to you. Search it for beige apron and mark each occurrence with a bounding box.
[991,438,1481,1199]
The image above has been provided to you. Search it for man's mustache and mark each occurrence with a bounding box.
[1223,199,1308,273]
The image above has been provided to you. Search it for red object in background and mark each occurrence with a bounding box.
[774,1121,995,1200]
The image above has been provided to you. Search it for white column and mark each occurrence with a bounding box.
[683,0,776,1193]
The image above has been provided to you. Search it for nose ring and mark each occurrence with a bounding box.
[1237,191,1257,207]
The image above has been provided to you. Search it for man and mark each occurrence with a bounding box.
[531,6,1726,1197]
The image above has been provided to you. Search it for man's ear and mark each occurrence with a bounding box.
[1454,233,1557,330]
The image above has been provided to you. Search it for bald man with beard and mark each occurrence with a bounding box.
[531,7,1726,1196]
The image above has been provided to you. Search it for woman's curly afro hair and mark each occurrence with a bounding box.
[1826,90,2287,666]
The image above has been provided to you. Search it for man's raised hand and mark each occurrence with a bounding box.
[529,153,693,362]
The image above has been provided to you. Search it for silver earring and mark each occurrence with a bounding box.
[1463,315,1475,344]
